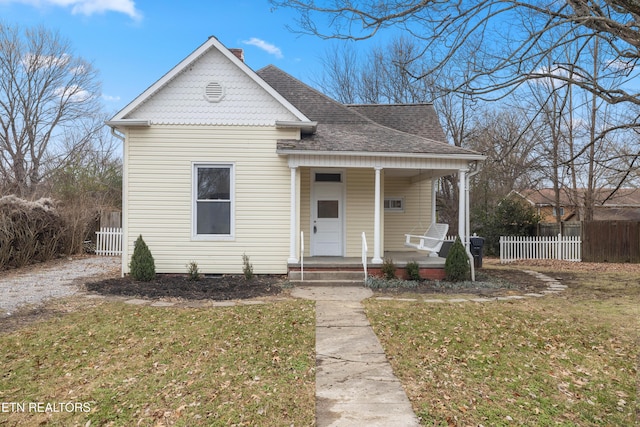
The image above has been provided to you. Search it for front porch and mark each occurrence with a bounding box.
[288,251,447,281]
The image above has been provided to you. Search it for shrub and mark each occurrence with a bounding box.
[242,253,254,280]
[381,258,396,280]
[0,196,67,269]
[365,277,420,289]
[445,237,470,282]
[405,261,421,281]
[478,196,541,255]
[186,261,200,281]
[130,235,155,281]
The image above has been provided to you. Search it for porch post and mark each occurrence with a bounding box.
[431,178,438,224]
[372,167,383,264]
[288,167,298,263]
[458,169,467,242]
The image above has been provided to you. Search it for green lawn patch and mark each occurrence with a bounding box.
[0,300,315,426]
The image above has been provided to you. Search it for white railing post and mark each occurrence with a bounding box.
[300,231,304,282]
[362,232,368,282]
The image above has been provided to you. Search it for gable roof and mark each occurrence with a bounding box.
[108,37,310,125]
[107,37,483,160]
[257,65,482,158]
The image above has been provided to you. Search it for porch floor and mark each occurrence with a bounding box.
[289,251,445,269]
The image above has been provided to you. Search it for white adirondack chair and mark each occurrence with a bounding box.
[404,223,449,257]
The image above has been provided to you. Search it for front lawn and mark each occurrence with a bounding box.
[0,299,316,426]
[365,261,639,426]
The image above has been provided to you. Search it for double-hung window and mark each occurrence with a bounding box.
[193,164,234,239]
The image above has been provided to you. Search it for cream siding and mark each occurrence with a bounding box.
[124,125,296,275]
[346,169,377,257]
[384,177,433,251]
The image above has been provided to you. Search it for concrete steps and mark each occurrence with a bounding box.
[289,270,366,286]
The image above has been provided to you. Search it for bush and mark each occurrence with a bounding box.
[445,237,470,282]
[405,261,421,281]
[130,235,155,281]
[242,253,254,280]
[365,277,420,289]
[381,258,396,280]
[186,261,200,281]
[0,196,67,269]
[478,196,541,255]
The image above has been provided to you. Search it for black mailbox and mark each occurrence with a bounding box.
[469,236,485,268]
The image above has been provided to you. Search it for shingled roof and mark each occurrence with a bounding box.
[256,65,480,157]
[347,104,447,142]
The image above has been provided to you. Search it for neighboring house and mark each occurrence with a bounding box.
[107,37,485,275]
[514,188,640,222]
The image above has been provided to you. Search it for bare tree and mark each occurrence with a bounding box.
[468,108,545,200]
[315,36,486,231]
[272,0,640,106]
[0,23,102,197]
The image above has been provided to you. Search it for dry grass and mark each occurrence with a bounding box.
[0,298,316,426]
[365,260,639,426]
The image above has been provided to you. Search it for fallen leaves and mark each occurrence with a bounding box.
[1,300,316,426]
[366,293,638,426]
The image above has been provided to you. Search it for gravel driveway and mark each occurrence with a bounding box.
[0,256,120,317]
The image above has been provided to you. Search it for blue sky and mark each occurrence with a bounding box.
[0,0,360,114]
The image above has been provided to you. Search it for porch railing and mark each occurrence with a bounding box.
[362,232,368,282]
[300,231,304,282]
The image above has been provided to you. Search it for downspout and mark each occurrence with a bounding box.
[465,161,483,282]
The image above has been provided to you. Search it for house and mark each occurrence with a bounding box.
[106,37,485,278]
[516,188,640,222]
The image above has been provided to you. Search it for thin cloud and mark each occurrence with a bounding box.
[242,37,283,59]
[1,0,142,20]
[102,94,121,102]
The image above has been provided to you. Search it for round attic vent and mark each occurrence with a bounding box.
[204,81,224,102]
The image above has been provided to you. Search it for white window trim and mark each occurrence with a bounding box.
[384,197,405,212]
[192,162,235,241]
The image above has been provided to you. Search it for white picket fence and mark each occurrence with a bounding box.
[500,234,581,264]
[95,227,123,256]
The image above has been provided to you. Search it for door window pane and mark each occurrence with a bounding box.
[318,200,339,218]
[315,173,342,182]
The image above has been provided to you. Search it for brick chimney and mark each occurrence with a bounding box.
[229,49,244,62]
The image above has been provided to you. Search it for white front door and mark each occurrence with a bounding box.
[312,171,344,256]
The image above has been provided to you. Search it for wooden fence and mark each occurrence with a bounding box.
[537,222,582,237]
[95,227,123,256]
[500,234,582,264]
[582,221,640,263]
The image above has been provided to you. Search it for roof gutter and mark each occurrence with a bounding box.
[276,148,486,161]
[105,119,152,128]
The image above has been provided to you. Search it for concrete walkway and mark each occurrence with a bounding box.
[292,286,420,427]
